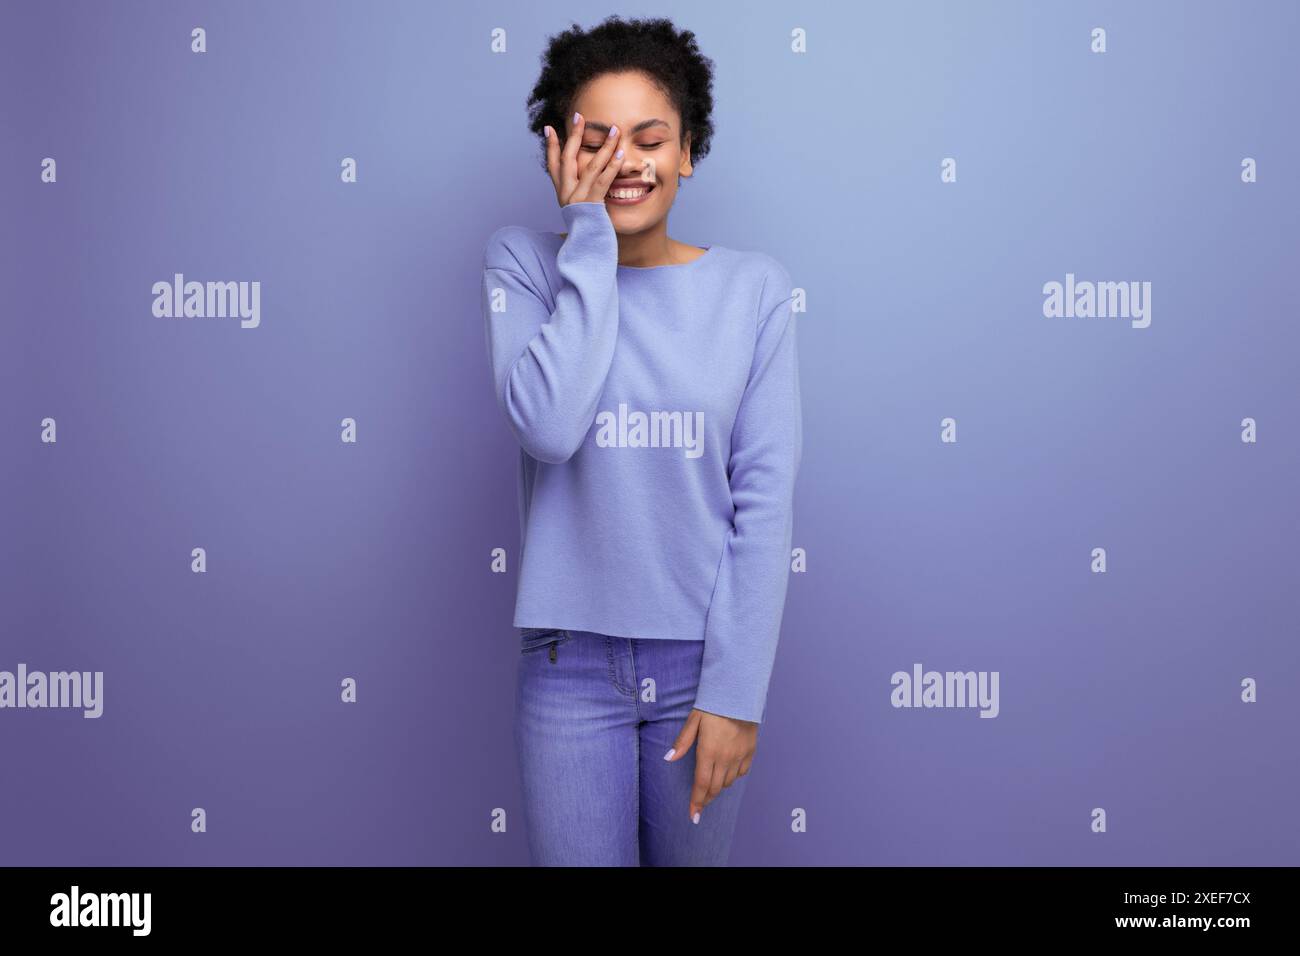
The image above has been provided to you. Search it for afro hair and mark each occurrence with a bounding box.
[525,15,716,175]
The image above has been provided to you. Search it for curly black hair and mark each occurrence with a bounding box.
[526,15,716,176]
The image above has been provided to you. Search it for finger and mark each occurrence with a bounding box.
[722,761,739,789]
[703,761,727,810]
[574,123,620,198]
[666,710,699,760]
[589,142,626,202]
[738,753,754,776]
[690,752,714,822]
[559,111,584,201]
[544,125,562,197]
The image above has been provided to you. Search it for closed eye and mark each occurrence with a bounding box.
[581,142,667,152]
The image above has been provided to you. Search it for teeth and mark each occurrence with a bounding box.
[610,186,650,199]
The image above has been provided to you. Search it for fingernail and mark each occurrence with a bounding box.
[692,812,701,825]
[573,111,581,124]
[615,149,624,159]
[543,125,552,138]
[663,748,675,760]
[608,125,618,137]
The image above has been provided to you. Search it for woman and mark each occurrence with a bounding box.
[481,15,802,866]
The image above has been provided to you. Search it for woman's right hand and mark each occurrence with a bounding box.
[545,112,624,207]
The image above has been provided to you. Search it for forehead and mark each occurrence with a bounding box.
[572,71,677,129]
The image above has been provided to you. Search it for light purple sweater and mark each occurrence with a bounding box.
[481,201,801,723]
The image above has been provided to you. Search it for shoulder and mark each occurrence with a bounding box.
[717,245,790,292]
[482,223,561,277]
[718,246,794,321]
[755,252,793,304]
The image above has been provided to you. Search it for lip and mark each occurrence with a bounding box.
[606,182,656,206]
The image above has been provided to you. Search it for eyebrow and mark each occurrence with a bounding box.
[580,118,671,135]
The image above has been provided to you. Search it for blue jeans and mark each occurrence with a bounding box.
[513,627,749,865]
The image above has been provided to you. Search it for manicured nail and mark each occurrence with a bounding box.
[608,125,618,137]
[692,812,701,825]
[573,111,581,124]
[543,125,552,139]
[615,149,624,159]
[663,748,675,760]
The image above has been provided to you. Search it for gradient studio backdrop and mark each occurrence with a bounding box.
[2,0,1297,866]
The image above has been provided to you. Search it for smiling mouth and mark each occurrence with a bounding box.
[606,183,656,205]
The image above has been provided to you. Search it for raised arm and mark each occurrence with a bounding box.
[481,202,620,463]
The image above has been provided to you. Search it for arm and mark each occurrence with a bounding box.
[481,201,620,464]
[692,264,803,724]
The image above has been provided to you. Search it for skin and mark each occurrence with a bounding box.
[542,70,759,824]
[545,69,708,268]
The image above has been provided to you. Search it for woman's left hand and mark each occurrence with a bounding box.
[666,709,758,823]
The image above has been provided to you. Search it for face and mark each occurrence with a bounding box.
[566,70,693,231]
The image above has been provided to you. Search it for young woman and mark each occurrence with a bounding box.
[481,15,802,866]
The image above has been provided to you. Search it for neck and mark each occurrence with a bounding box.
[615,222,679,268]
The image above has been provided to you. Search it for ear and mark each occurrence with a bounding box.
[678,130,694,180]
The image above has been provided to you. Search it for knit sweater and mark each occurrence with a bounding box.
[481,200,801,724]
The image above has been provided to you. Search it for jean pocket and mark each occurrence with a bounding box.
[519,627,571,658]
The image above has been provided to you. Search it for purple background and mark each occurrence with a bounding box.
[2,0,1297,865]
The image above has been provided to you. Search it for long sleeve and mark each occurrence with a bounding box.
[693,264,803,724]
[482,202,620,464]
